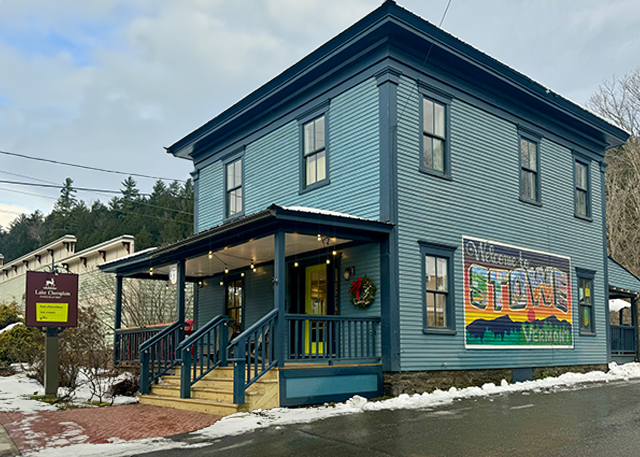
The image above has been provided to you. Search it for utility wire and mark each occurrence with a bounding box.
[0,179,150,196]
[397,0,453,121]
[0,149,185,182]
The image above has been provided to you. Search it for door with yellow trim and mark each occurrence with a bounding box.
[305,264,327,355]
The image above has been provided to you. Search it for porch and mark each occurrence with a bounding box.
[101,205,392,413]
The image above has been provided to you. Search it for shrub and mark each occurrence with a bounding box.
[0,324,43,364]
[0,302,22,330]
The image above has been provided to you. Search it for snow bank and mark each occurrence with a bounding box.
[21,362,640,456]
[0,322,23,335]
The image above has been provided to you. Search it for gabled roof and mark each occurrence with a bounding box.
[167,0,628,161]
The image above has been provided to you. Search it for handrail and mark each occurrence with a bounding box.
[610,324,636,354]
[285,314,381,362]
[229,309,279,404]
[139,321,186,394]
[113,324,170,365]
[177,315,232,398]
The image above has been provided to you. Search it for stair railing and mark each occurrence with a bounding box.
[139,321,186,395]
[228,309,278,405]
[176,315,232,399]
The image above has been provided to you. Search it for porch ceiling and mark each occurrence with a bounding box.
[99,205,392,278]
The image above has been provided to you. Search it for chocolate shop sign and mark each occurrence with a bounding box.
[25,271,78,328]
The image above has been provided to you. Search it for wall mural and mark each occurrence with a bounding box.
[463,236,573,349]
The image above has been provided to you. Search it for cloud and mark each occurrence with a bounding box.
[0,203,32,228]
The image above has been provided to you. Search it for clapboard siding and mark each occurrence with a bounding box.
[197,280,224,329]
[339,243,381,318]
[608,258,640,292]
[196,78,380,232]
[244,264,275,328]
[396,76,607,371]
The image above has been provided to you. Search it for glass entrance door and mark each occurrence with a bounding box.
[304,264,327,355]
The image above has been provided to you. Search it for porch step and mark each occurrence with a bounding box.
[141,366,280,417]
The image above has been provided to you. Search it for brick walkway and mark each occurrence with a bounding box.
[0,404,221,453]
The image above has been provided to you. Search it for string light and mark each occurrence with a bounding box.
[252,268,257,273]
[326,259,331,264]
[294,262,299,267]
[149,267,153,276]
[250,260,255,269]
[208,251,213,259]
[241,272,245,277]
[332,250,337,256]
[317,234,322,241]
[224,268,229,274]
[219,281,224,286]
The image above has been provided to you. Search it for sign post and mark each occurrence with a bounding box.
[25,271,78,397]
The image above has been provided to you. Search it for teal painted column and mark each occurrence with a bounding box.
[113,275,123,367]
[177,259,186,342]
[377,67,401,372]
[274,231,286,367]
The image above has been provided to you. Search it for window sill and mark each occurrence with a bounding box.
[299,179,331,195]
[574,213,593,222]
[579,330,596,337]
[519,197,542,207]
[423,327,456,335]
[419,167,452,181]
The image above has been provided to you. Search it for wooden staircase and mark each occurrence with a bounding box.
[139,366,280,416]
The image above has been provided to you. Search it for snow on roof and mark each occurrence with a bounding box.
[610,298,632,313]
[281,206,372,221]
[400,4,630,137]
[101,246,158,267]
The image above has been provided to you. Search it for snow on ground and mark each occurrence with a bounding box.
[0,371,137,414]
[0,322,23,335]
[21,362,640,456]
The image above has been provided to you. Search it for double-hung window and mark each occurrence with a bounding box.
[520,135,540,203]
[303,115,327,188]
[420,241,456,333]
[421,97,449,176]
[576,268,596,335]
[575,159,591,218]
[225,156,243,219]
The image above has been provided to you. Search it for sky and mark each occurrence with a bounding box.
[1,0,640,228]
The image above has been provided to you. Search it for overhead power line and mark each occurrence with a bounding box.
[0,179,149,195]
[0,149,186,182]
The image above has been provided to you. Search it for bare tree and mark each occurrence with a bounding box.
[588,68,640,275]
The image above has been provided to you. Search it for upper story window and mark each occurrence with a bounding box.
[421,97,449,176]
[303,115,327,188]
[575,159,591,219]
[225,156,243,219]
[519,135,540,204]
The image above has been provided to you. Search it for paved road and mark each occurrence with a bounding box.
[142,380,640,456]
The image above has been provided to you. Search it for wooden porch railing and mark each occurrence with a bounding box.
[228,309,278,405]
[114,324,170,365]
[176,315,232,398]
[139,321,186,394]
[285,314,381,362]
[610,325,636,354]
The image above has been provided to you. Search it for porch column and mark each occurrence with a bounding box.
[177,259,186,341]
[274,231,286,367]
[113,275,123,367]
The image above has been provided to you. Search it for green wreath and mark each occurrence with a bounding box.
[348,276,377,308]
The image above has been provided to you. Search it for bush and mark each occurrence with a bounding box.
[0,324,43,364]
[0,302,22,330]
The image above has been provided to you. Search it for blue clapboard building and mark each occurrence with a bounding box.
[101,1,640,413]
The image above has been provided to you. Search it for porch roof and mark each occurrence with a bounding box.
[99,205,393,279]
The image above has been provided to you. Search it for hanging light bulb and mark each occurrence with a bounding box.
[149,267,154,276]
[326,259,331,265]
[332,250,337,256]
[219,281,224,286]
[224,268,229,274]
[208,251,213,259]
[294,262,299,267]
[241,272,245,277]
[250,260,255,269]
[252,268,257,273]
[317,234,322,241]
